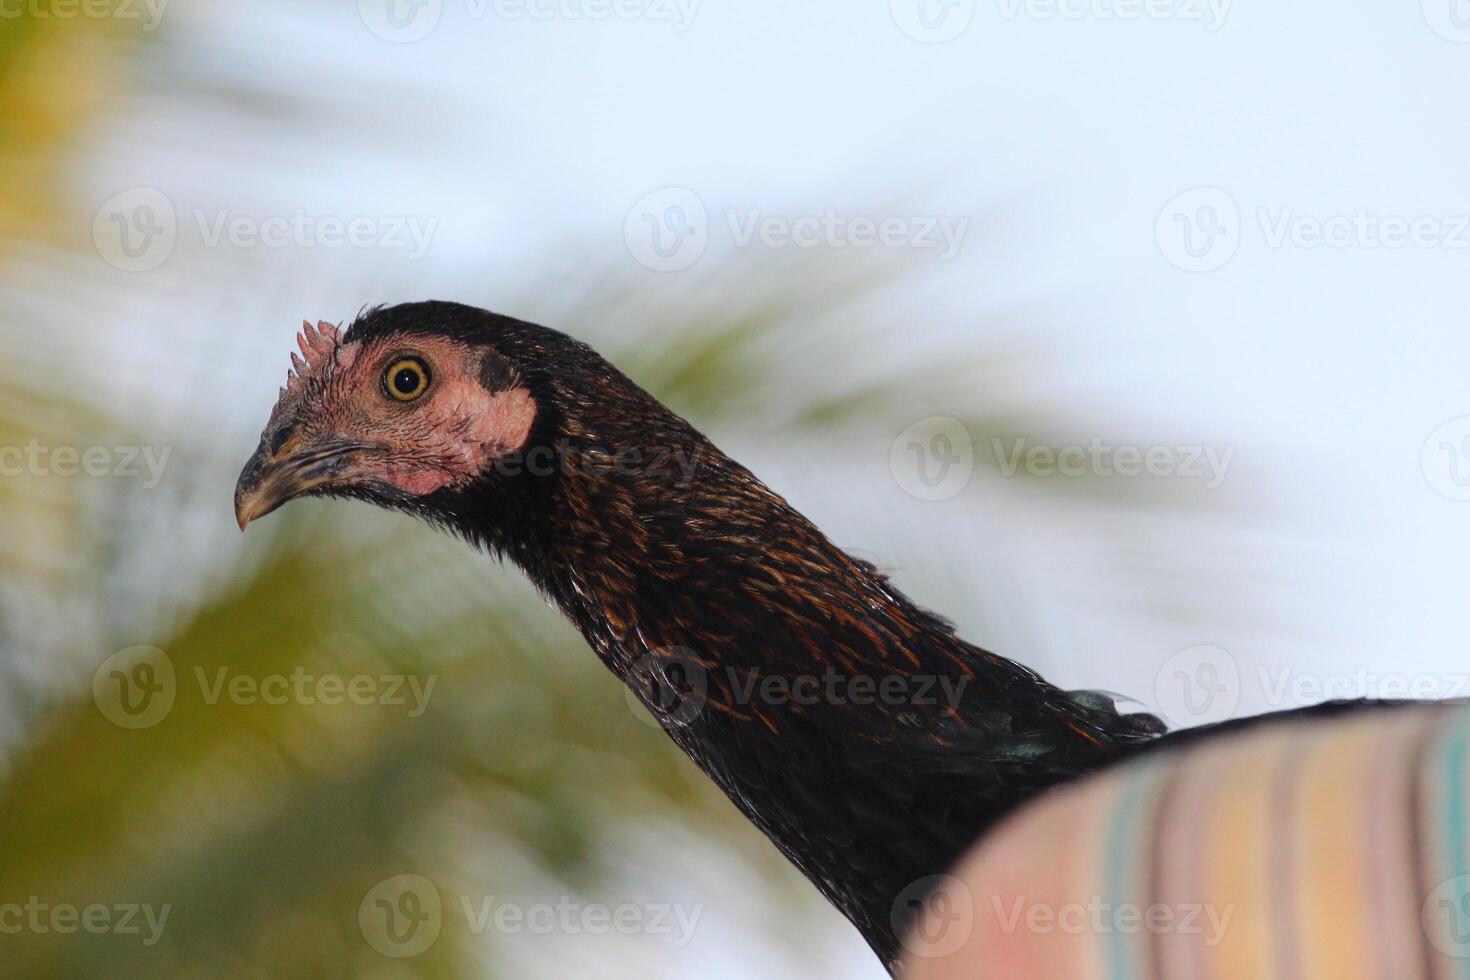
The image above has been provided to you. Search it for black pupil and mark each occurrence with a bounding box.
[393,367,420,395]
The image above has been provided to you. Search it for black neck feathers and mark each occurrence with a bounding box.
[359,302,1165,971]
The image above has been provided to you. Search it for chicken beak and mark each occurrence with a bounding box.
[234,440,373,531]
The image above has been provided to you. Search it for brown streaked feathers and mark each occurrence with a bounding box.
[239,301,1169,973]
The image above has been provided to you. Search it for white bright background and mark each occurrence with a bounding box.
[12,0,1470,975]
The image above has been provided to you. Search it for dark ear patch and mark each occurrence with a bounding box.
[477,349,517,392]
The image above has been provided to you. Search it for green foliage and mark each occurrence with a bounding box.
[0,19,1235,978]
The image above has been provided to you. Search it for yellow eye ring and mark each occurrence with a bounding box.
[384,357,430,402]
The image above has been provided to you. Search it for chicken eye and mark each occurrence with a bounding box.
[384,358,430,402]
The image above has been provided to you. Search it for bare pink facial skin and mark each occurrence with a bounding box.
[268,321,536,497]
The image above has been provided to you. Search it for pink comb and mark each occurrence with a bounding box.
[282,319,343,397]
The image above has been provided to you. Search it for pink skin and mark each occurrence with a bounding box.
[900,775,1116,980]
[271,323,536,495]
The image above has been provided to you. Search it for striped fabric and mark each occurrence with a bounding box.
[901,705,1470,980]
